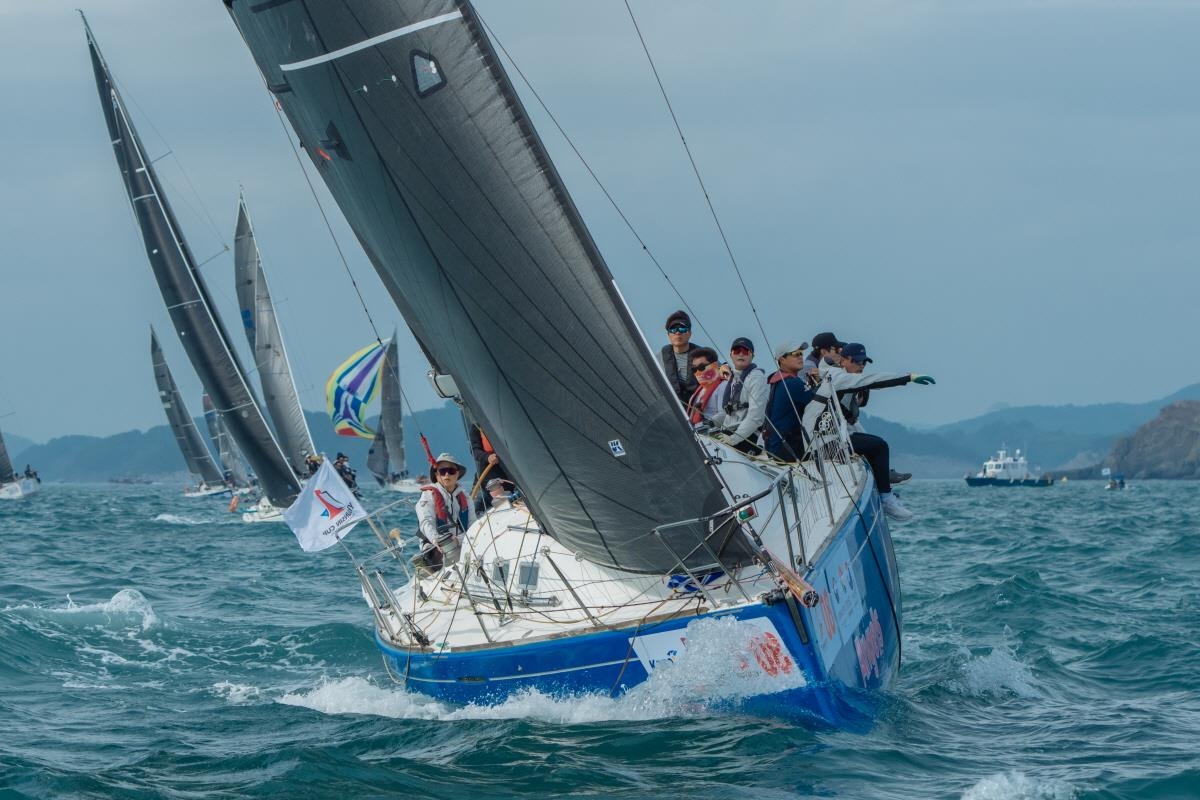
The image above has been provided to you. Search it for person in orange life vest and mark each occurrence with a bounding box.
[415,452,474,572]
[685,347,727,429]
[469,423,512,511]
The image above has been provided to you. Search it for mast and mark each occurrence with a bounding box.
[226,1,750,572]
[233,197,318,473]
[150,329,225,486]
[84,14,300,507]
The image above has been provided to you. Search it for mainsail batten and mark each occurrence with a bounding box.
[228,0,748,572]
[234,199,317,473]
[85,18,300,508]
[151,330,225,486]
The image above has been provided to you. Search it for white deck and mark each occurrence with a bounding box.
[371,438,867,654]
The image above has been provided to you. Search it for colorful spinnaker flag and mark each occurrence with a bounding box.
[326,339,388,438]
[283,459,368,552]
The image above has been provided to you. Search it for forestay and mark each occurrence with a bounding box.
[227,0,750,573]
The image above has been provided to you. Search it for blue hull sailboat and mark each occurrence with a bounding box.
[226,0,901,725]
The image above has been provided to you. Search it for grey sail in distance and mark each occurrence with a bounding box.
[85,17,301,508]
[203,393,251,488]
[228,1,749,572]
[234,199,317,474]
[151,330,225,486]
[367,337,406,484]
[0,429,15,484]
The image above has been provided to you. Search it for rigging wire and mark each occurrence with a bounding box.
[115,75,230,252]
[474,10,715,348]
[262,93,432,449]
[621,0,773,357]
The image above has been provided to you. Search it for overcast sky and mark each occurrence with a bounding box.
[2,0,1198,443]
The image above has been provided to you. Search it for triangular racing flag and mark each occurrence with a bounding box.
[284,459,368,552]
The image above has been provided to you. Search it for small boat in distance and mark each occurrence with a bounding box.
[965,447,1054,487]
[0,429,39,500]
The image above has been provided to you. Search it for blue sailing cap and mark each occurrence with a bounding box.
[841,343,872,364]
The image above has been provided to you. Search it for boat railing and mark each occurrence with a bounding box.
[365,386,863,647]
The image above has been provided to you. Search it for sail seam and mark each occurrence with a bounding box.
[279,11,463,72]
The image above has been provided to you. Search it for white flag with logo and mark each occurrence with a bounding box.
[283,459,369,552]
[1101,467,1112,477]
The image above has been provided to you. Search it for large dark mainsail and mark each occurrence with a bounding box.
[151,330,225,487]
[85,17,300,508]
[234,198,317,474]
[367,336,406,484]
[226,0,749,573]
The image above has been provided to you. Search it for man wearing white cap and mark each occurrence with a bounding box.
[414,453,474,572]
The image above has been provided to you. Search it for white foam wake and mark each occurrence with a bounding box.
[278,616,809,723]
[153,513,206,526]
[962,771,1077,800]
[58,588,161,631]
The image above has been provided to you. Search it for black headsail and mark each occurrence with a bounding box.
[85,17,301,508]
[151,329,226,487]
[0,430,15,484]
[226,1,749,572]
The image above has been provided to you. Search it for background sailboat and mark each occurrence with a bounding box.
[202,394,253,493]
[85,16,301,517]
[234,197,317,476]
[150,329,228,498]
[367,337,421,492]
[0,428,39,500]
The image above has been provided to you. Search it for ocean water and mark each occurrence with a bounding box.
[1,480,1197,799]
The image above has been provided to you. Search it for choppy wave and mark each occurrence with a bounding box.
[1,481,1198,799]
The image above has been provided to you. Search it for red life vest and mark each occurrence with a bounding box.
[422,484,470,532]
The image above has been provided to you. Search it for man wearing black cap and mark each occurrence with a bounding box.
[719,336,768,455]
[660,310,704,406]
[805,332,844,387]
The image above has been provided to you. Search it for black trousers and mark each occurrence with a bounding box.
[850,432,891,494]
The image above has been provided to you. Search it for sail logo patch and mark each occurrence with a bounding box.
[608,439,626,457]
[315,488,348,519]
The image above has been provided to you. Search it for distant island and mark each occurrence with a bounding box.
[6,385,1200,482]
[1062,400,1200,480]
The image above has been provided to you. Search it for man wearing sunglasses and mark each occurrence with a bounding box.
[720,337,768,455]
[660,310,705,406]
[415,452,474,573]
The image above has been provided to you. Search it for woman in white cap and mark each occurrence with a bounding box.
[414,452,474,573]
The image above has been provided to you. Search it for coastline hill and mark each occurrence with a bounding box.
[8,384,1200,481]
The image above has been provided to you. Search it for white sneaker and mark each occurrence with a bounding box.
[880,492,913,521]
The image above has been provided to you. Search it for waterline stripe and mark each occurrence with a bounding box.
[280,12,463,72]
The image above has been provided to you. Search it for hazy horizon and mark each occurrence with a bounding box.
[3,1,1199,442]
